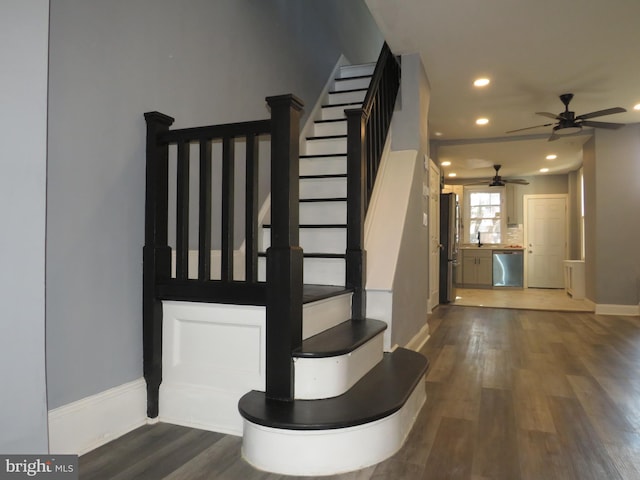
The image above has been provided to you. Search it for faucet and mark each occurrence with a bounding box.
[477,231,483,247]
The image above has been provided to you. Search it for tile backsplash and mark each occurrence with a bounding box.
[504,224,524,245]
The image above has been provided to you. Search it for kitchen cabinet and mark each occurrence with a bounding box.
[506,184,521,226]
[461,249,493,286]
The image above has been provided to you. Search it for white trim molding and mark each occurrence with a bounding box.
[48,378,147,455]
[595,304,640,316]
[405,321,430,352]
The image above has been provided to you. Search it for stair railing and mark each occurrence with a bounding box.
[345,43,401,319]
[143,94,304,416]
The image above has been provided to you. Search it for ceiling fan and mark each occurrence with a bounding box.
[506,93,626,141]
[465,164,529,187]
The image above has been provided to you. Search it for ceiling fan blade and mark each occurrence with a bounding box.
[535,112,560,120]
[576,107,626,120]
[548,132,560,142]
[580,120,625,129]
[462,180,491,185]
[504,179,530,185]
[505,123,552,134]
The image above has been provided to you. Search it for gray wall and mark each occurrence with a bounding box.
[391,54,430,155]
[591,126,640,306]
[389,54,431,346]
[46,0,383,409]
[0,1,50,453]
[583,137,597,301]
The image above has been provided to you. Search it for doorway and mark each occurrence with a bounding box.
[524,194,568,288]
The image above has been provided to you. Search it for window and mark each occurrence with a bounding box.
[463,186,505,244]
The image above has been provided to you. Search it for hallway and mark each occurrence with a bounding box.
[452,287,594,312]
[80,305,640,479]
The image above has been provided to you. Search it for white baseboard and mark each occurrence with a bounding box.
[405,321,431,352]
[595,303,640,316]
[48,378,147,455]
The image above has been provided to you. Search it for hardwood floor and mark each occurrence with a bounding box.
[80,306,640,479]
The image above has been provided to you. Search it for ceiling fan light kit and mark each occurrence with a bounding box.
[466,164,530,187]
[506,93,626,141]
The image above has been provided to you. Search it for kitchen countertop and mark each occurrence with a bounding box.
[459,245,524,250]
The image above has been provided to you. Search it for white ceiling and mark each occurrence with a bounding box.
[365,0,640,179]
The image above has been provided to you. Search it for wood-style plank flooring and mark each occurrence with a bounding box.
[80,306,640,479]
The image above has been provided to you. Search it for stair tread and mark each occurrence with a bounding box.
[299,197,347,203]
[300,153,346,159]
[300,173,347,179]
[258,252,345,259]
[263,223,347,229]
[335,74,372,82]
[314,118,347,124]
[302,284,352,304]
[329,87,368,94]
[322,101,363,108]
[306,134,347,140]
[293,318,387,358]
[238,348,429,430]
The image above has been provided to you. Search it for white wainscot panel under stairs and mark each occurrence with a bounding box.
[159,292,353,434]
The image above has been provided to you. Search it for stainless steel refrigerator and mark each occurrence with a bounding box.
[439,193,459,303]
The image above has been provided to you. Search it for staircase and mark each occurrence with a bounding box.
[239,62,429,476]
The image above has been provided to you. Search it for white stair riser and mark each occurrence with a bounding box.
[303,293,352,339]
[327,89,367,105]
[241,382,426,476]
[294,333,384,400]
[258,256,345,286]
[305,137,347,155]
[333,76,371,92]
[321,105,349,121]
[313,120,347,137]
[300,156,347,176]
[262,227,346,254]
[300,177,347,199]
[300,201,346,224]
[338,63,376,79]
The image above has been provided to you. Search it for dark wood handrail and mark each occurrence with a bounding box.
[345,43,401,320]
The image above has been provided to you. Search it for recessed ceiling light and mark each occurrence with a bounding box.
[434,131,443,136]
[539,168,550,173]
[475,118,489,125]
[546,154,557,160]
[441,161,452,166]
[634,103,640,111]
[448,173,457,177]
[473,78,490,87]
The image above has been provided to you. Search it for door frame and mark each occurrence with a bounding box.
[427,157,440,313]
[523,193,568,288]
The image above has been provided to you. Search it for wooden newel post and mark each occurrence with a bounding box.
[143,111,174,418]
[265,94,304,401]
[345,108,367,320]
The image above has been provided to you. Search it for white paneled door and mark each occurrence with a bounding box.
[525,195,567,288]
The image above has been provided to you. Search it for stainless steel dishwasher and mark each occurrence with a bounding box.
[492,250,524,287]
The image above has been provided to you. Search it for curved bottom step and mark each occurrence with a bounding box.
[238,348,429,475]
[241,379,426,476]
